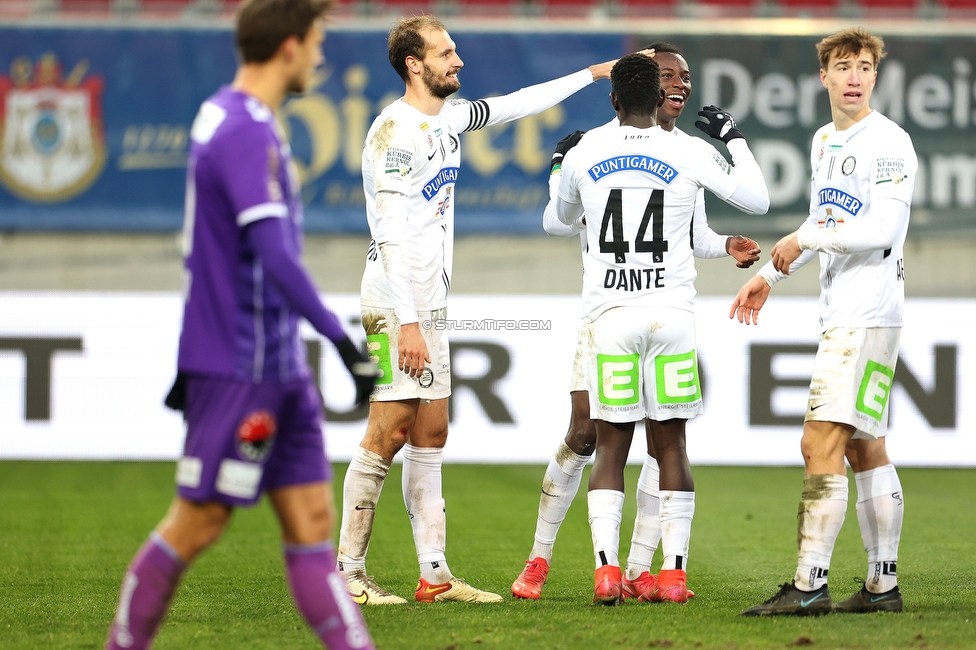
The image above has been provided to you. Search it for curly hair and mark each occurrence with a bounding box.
[610,52,661,117]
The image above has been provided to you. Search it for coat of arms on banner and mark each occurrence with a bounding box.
[0,52,107,202]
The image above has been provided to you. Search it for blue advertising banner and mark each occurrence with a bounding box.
[0,26,624,233]
[2,25,974,234]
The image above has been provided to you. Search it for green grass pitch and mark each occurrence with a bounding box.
[1,461,973,649]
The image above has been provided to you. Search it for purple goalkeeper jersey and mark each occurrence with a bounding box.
[177,87,308,383]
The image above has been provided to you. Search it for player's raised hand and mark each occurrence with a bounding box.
[588,48,655,81]
[335,337,381,407]
[551,130,586,174]
[730,275,771,325]
[770,231,802,274]
[726,235,761,268]
[695,105,744,144]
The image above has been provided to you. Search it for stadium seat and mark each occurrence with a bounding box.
[460,0,531,17]
[678,0,764,17]
[58,0,113,13]
[855,0,927,16]
[615,0,678,18]
[933,0,976,16]
[774,0,842,17]
[538,0,606,18]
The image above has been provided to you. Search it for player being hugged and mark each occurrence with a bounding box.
[104,1,379,649]
[512,43,761,603]
[734,27,915,617]
[553,52,769,605]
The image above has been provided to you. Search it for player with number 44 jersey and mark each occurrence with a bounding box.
[553,52,768,606]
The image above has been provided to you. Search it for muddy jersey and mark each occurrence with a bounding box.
[804,110,916,328]
[360,70,595,324]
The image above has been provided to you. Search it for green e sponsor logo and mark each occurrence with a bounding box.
[856,360,894,420]
[366,333,394,385]
[597,353,640,406]
[655,350,701,404]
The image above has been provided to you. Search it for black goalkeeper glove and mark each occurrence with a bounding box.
[334,337,381,408]
[550,130,586,174]
[695,105,744,144]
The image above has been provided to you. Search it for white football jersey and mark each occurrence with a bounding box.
[556,121,745,318]
[360,70,594,323]
[806,110,916,328]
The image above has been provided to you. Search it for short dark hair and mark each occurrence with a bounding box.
[643,41,683,56]
[388,15,448,82]
[611,52,661,116]
[236,0,332,64]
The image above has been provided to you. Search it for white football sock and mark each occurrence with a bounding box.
[402,444,452,584]
[794,473,848,591]
[626,455,661,580]
[587,489,625,569]
[529,441,589,563]
[336,446,390,575]
[855,464,903,593]
[660,490,695,572]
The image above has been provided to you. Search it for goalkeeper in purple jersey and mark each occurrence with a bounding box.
[105,1,377,649]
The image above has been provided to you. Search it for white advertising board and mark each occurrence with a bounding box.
[0,293,972,466]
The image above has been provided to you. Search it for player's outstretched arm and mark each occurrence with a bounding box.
[729,275,772,325]
[587,48,656,81]
[695,105,770,215]
[454,49,653,133]
[245,217,379,405]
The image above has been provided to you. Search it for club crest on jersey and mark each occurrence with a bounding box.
[587,155,677,184]
[449,134,459,153]
[236,410,277,462]
[841,156,856,176]
[0,52,107,202]
[418,368,434,388]
[422,166,459,201]
[818,187,862,216]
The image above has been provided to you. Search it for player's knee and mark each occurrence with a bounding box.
[565,421,596,456]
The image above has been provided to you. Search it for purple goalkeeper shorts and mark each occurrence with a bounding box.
[175,374,332,507]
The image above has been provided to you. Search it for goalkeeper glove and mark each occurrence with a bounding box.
[695,105,744,144]
[550,130,586,174]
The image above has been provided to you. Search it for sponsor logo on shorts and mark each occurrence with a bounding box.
[856,360,895,421]
[236,410,277,462]
[655,350,701,404]
[597,353,640,406]
[418,367,434,388]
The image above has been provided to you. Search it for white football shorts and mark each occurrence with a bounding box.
[806,326,900,439]
[361,306,451,402]
[583,305,703,423]
[569,317,589,392]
